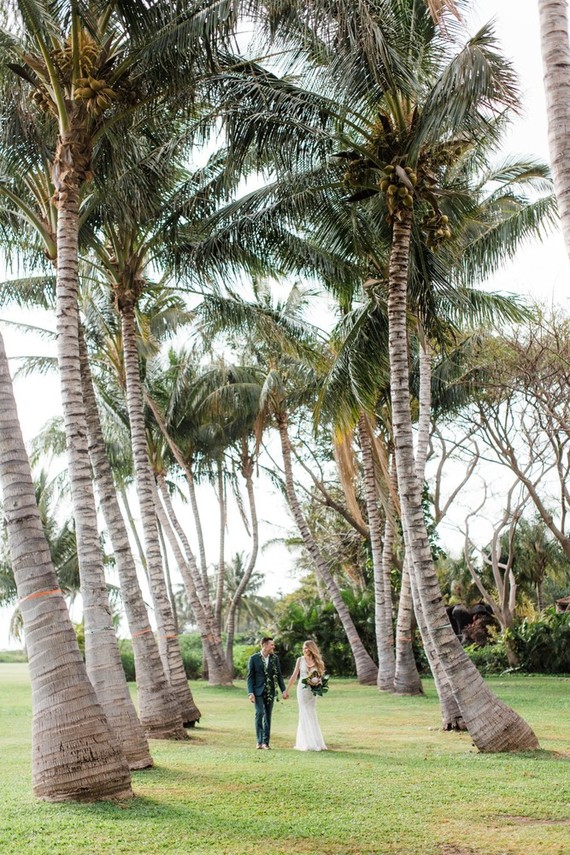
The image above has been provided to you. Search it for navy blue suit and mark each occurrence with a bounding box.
[247,652,286,746]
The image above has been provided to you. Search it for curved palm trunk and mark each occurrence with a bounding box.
[539,0,570,259]
[226,447,260,669]
[277,414,378,684]
[155,476,213,615]
[119,299,200,724]
[0,330,132,802]
[387,214,538,751]
[358,415,395,690]
[79,330,188,739]
[156,476,233,685]
[158,521,180,634]
[54,140,151,769]
[144,392,209,589]
[406,546,463,728]
[393,557,424,696]
[188,462,210,591]
[214,459,226,635]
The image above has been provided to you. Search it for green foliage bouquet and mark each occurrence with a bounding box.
[302,670,329,697]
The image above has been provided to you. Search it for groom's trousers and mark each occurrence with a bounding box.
[254,694,273,745]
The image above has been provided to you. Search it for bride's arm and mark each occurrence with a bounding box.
[285,657,301,693]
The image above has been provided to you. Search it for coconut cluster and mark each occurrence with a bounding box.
[74,76,117,116]
[29,30,117,118]
[422,212,452,250]
[380,164,416,219]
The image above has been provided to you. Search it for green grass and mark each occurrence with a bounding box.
[1,665,569,854]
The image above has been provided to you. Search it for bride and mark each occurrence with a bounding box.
[286,640,328,751]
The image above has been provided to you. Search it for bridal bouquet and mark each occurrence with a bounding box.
[301,670,329,697]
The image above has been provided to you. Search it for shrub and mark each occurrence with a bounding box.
[233,644,258,679]
[510,609,570,673]
[276,589,377,676]
[465,642,509,674]
[119,639,136,682]
[177,634,203,680]
[118,633,203,683]
[0,650,27,663]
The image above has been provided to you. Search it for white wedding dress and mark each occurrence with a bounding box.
[294,657,327,751]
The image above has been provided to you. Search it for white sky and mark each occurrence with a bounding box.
[1,1,569,648]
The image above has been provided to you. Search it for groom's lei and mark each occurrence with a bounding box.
[262,653,280,704]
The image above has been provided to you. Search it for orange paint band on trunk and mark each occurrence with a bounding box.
[159,634,179,639]
[131,628,154,638]
[19,588,62,605]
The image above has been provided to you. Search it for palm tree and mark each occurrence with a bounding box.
[0,329,132,801]
[215,0,544,748]
[81,283,213,705]
[362,7,538,750]
[182,361,264,665]
[194,288,379,683]
[0,150,192,737]
[0,130,152,768]
[78,329,191,737]
[538,0,570,259]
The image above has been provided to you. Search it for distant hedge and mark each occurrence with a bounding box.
[118,635,257,681]
[0,650,27,663]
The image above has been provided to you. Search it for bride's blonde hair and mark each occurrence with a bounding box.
[303,640,325,675]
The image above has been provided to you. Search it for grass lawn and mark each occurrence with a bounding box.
[1,664,569,854]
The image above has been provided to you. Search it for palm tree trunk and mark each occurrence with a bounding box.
[393,334,428,696]
[277,413,378,684]
[53,144,152,769]
[214,459,226,635]
[406,547,463,728]
[119,482,148,570]
[156,475,216,616]
[226,445,260,669]
[393,557,424,696]
[0,329,132,802]
[387,214,538,751]
[536,578,544,614]
[79,328,188,740]
[539,0,570,259]
[118,299,200,725]
[144,391,209,589]
[155,478,233,685]
[157,520,180,634]
[358,415,395,690]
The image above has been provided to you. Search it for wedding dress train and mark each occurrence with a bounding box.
[294,657,327,751]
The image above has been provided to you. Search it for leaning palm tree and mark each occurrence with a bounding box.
[0,329,132,801]
[0,109,152,768]
[78,329,191,736]
[341,5,538,750]
[84,179,233,686]
[0,126,191,736]
[81,279,219,701]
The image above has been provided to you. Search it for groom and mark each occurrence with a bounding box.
[247,637,288,749]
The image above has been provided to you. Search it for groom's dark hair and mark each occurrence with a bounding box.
[261,636,273,645]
